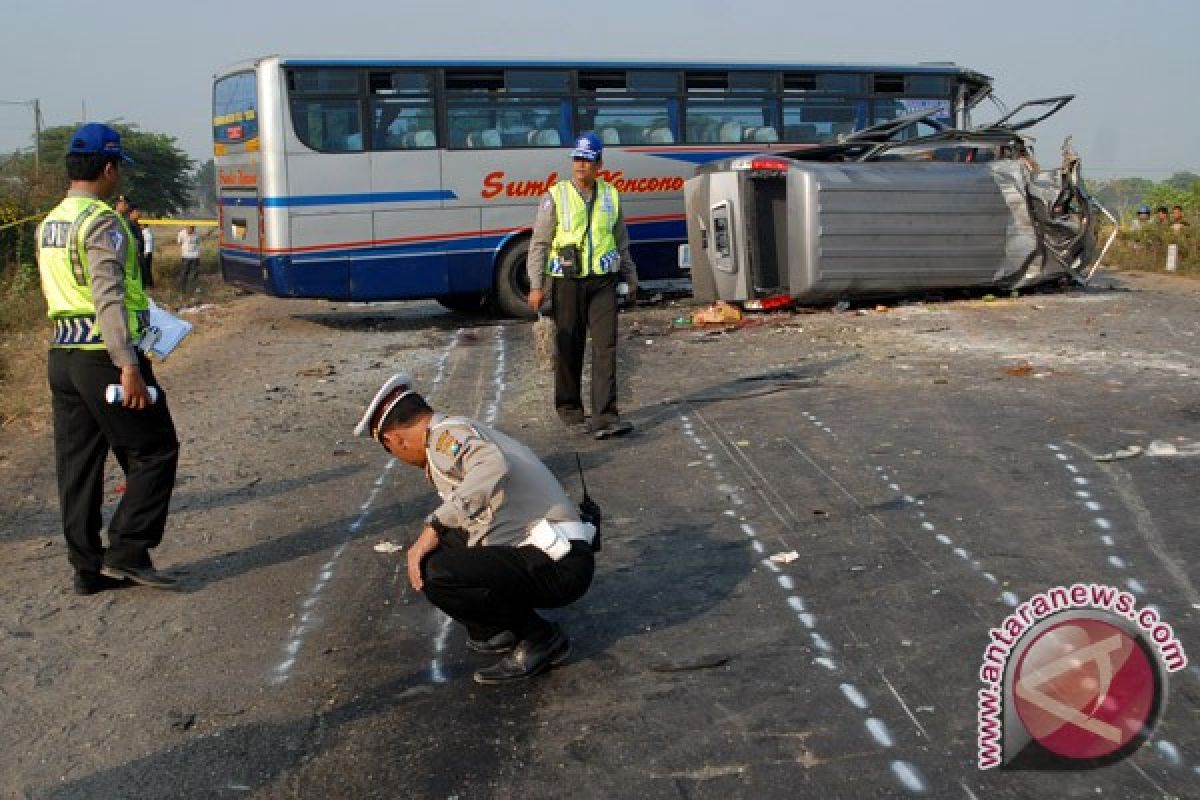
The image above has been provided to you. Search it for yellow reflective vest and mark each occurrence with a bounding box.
[546,178,621,278]
[37,196,148,349]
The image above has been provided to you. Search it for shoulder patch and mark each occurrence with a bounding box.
[106,228,124,251]
[435,429,463,458]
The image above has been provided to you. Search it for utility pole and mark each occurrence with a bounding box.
[33,98,41,172]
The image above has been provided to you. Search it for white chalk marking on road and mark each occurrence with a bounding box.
[1101,535,1115,546]
[921,521,935,531]
[798,613,816,629]
[1065,464,1079,474]
[1075,490,1091,499]
[270,329,465,688]
[1074,476,1089,486]
[740,523,757,537]
[866,717,895,748]
[787,596,806,613]
[1156,740,1183,766]
[1094,518,1112,530]
[889,483,901,492]
[1046,444,1061,451]
[811,632,833,652]
[1127,578,1146,594]
[760,558,781,574]
[1001,591,1019,607]
[840,683,869,710]
[430,612,453,684]
[1108,555,1127,569]
[936,534,953,546]
[891,762,927,794]
[1085,501,1102,511]
[953,548,970,561]
[777,574,793,589]
[752,540,765,553]
[814,657,837,671]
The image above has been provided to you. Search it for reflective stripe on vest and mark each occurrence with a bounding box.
[37,196,148,349]
[546,179,621,278]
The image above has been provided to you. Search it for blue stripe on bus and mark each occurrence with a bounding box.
[645,150,757,165]
[259,190,458,207]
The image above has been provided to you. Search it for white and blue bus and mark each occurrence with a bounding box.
[212,57,992,316]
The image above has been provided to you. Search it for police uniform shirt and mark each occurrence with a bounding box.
[525,182,638,292]
[66,188,140,368]
[424,414,579,547]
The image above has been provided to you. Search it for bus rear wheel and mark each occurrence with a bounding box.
[493,238,539,319]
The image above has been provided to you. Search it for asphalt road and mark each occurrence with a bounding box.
[2,271,1198,799]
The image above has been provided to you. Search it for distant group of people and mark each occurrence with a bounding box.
[112,195,203,293]
[1131,204,1189,233]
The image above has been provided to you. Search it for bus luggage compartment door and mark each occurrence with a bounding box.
[218,190,265,291]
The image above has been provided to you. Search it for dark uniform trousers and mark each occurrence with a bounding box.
[551,273,619,427]
[422,529,594,642]
[48,348,179,574]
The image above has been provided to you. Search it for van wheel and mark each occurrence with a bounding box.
[493,237,539,319]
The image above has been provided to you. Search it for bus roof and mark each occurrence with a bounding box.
[216,56,991,84]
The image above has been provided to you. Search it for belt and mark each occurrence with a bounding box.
[522,519,595,561]
[51,311,150,346]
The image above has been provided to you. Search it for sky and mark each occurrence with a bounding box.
[0,0,1195,180]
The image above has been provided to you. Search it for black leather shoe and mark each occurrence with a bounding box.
[473,625,570,685]
[73,572,131,596]
[102,564,179,590]
[466,630,517,655]
[593,420,632,440]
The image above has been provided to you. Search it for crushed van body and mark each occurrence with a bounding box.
[683,96,1116,305]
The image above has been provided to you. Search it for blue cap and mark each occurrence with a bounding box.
[571,132,603,162]
[1137,205,1152,214]
[67,123,133,164]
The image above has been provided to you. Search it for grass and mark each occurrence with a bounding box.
[1102,224,1199,275]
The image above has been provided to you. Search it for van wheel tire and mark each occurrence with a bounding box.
[493,238,537,319]
[437,293,487,314]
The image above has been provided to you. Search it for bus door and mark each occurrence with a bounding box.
[218,188,264,291]
[358,71,458,301]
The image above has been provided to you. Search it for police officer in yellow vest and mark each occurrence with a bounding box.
[37,123,180,594]
[526,132,638,439]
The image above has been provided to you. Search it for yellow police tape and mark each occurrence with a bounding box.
[0,214,217,232]
[0,212,48,232]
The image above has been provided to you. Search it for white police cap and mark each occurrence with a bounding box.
[353,372,416,438]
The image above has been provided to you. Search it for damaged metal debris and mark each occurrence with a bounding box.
[684,96,1118,307]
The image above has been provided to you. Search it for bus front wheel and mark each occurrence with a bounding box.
[493,238,540,320]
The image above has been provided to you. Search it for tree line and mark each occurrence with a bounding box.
[1,123,215,276]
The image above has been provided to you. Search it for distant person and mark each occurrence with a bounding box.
[1170,205,1188,232]
[176,224,201,293]
[355,373,597,684]
[141,217,155,288]
[1131,205,1152,231]
[1155,206,1170,225]
[115,196,147,287]
[35,123,180,594]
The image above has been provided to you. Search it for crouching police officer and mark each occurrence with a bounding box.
[37,123,180,594]
[356,374,596,684]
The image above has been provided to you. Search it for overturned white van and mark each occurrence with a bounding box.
[683,97,1115,306]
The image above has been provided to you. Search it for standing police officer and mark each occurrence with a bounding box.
[356,374,596,684]
[526,132,638,439]
[37,123,180,594]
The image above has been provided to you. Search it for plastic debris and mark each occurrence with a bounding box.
[692,301,742,325]
[1094,445,1144,462]
[769,551,800,564]
[1004,362,1034,377]
[373,541,404,554]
